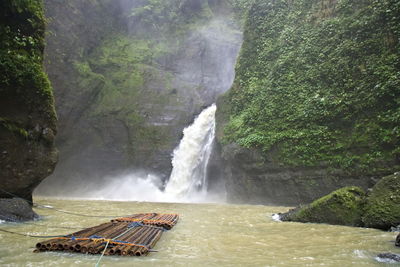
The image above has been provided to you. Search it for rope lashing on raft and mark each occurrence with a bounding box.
[112,214,179,230]
[0,214,176,240]
[53,236,151,251]
[127,221,167,231]
[143,219,176,224]
[37,219,162,250]
[95,239,109,267]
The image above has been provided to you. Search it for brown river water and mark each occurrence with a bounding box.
[0,198,398,266]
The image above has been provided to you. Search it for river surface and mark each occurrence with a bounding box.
[0,198,398,266]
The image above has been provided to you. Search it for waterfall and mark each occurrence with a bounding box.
[164,104,216,198]
[34,104,218,203]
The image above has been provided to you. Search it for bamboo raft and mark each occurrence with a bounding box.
[34,213,179,256]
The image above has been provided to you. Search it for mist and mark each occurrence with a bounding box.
[34,171,226,203]
[37,0,243,202]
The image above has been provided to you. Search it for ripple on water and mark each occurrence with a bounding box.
[354,249,370,259]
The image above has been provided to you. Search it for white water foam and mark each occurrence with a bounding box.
[271,213,281,222]
[165,104,216,199]
[375,256,399,264]
[75,173,167,202]
[112,104,218,202]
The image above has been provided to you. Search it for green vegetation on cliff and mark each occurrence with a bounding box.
[78,34,172,160]
[220,0,400,173]
[0,0,58,202]
[46,0,245,173]
[0,0,56,133]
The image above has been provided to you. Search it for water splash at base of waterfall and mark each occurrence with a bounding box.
[35,104,223,203]
[165,104,216,198]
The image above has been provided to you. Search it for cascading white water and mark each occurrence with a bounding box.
[35,105,218,203]
[164,104,216,198]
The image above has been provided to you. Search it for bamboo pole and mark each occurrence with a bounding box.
[88,223,131,254]
[136,228,162,256]
[127,228,156,256]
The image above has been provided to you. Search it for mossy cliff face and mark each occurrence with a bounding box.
[37,0,243,191]
[216,0,400,205]
[0,1,57,203]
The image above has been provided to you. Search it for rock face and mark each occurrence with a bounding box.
[0,1,58,205]
[362,173,400,230]
[36,0,243,194]
[280,186,365,226]
[280,173,400,230]
[214,141,375,205]
[216,0,400,205]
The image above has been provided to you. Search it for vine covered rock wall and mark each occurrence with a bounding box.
[0,1,57,207]
[216,0,400,205]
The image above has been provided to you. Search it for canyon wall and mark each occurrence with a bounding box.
[37,0,243,193]
[0,0,57,218]
[216,0,400,205]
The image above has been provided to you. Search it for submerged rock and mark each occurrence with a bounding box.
[362,173,400,230]
[376,253,400,263]
[0,198,38,222]
[280,186,365,226]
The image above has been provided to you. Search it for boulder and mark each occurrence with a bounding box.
[280,186,365,226]
[376,253,400,263]
[0,198,38,222]
[362,173,400,230]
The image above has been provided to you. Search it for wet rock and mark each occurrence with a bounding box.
[278,173,400,230]
[396,233,400,247]
[42,127,55,144]
[362,173,400,230]
[279,207,301,222]
[214,126,375,206]
[0,1,58,202]
[279,186,365,226]
[0,198,38,222]
[376,253,400,263]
